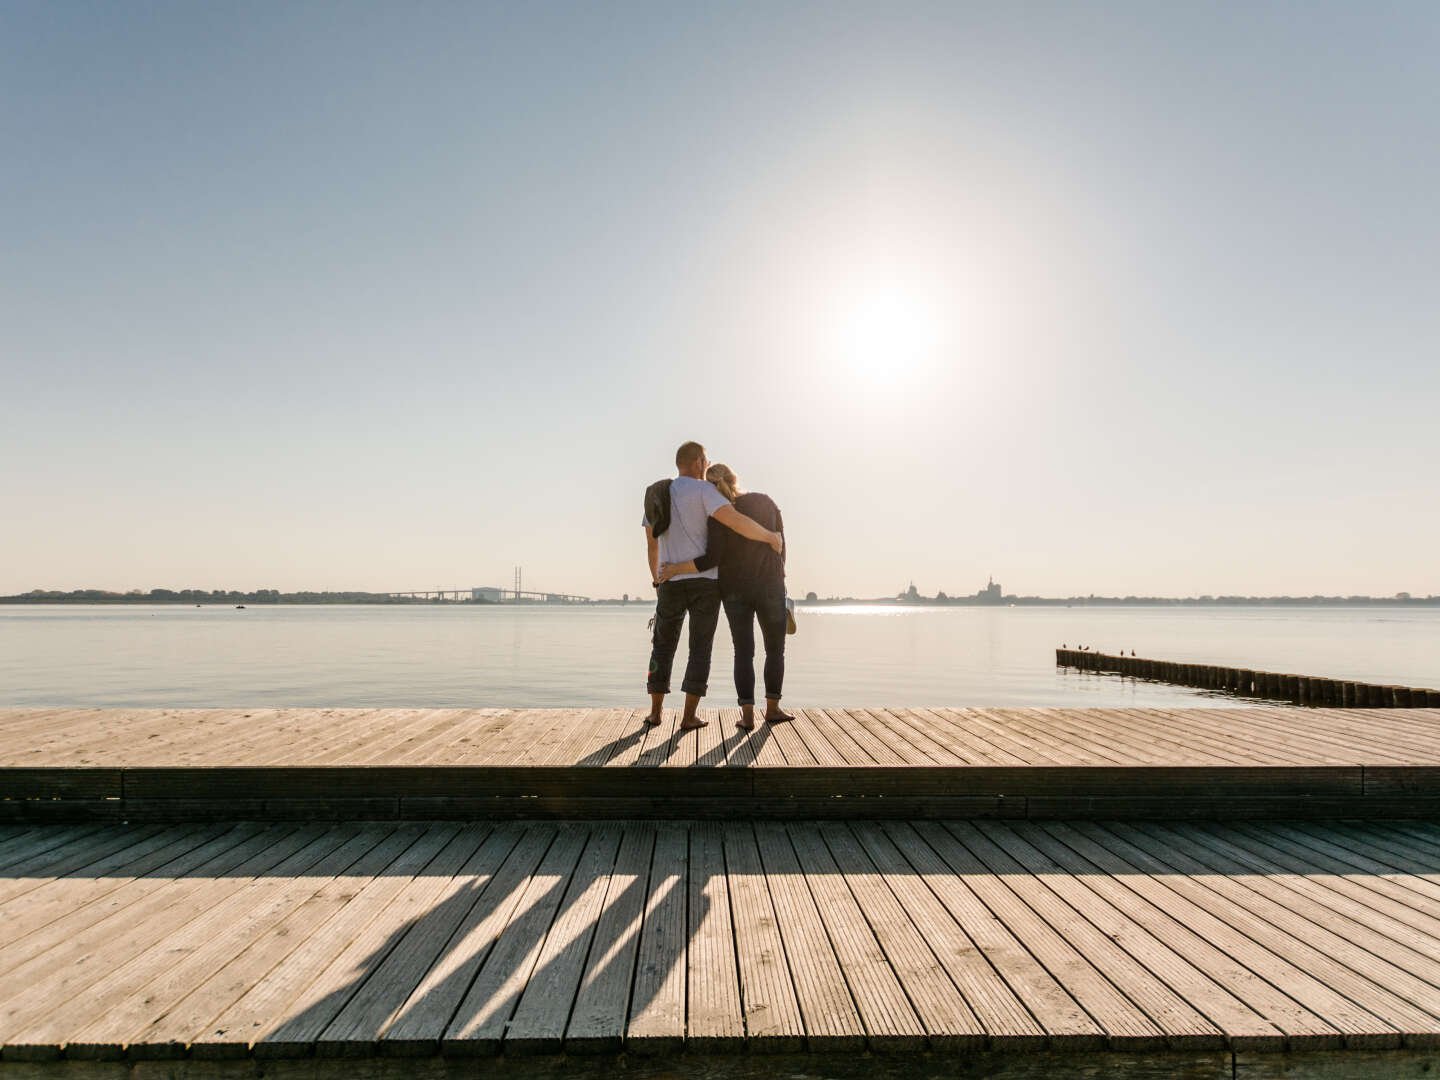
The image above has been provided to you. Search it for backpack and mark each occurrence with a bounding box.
[643,478,672,536]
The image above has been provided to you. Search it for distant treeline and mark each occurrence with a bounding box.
[0,589,454,605]
[4,589,1436,607]
[807,593,1440,606]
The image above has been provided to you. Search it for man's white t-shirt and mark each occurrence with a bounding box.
[643,477,728,581]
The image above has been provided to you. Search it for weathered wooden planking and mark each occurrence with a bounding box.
[1084,823,1402,1048]
[625,824,690,1054]
[504,826,624,1054]
[313,824,500,1055]
[720,822,805,1052]
[817,823,983,1049]
[62,825,368,1059]
[1,819,1440,1064]
[127,826,412,1058]
[785,822,927,1050]
[378,826,554,1057]
[751,822,865,1050]
[685,822,745,1051]
[563,824,653,1053]
[441,826,588,1055]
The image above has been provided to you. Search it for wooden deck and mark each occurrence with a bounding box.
[2,707,1440,821]
[0,818,1438,1074]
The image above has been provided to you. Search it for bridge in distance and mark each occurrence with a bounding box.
[383,586,592,603]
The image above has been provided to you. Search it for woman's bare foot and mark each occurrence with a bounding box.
[737,705,757,730]
[643,712,663,726]
[679,715,709,731]
[764,709,795,723]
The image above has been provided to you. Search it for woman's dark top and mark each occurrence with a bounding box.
[695,492,785,591]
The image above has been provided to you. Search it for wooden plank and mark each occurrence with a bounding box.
[746,723,788,767]
[564,824,654,1053]
[605,710,667,769]
[788,709,859,767]
[750,822,865,1051]
[0,824,314,1059]
[456,710,552,768]
[1036,821,1344,1050]
[377,825,556,1056]
[0,767,122,800]
[910,820,1163,1049]
[363,709,492,766]
[836,709,936,767]
[190,824,452,1058]
[805,706,890,765]
[720,709,758,769]
[693,706,730,768]
[537,708,622,768]
[0,824,118,876]
[765,713,816,766]
[441,825,589,1055]
[910,708,1029,765]
[570,707,640,767]
[891,708,1010,765]
[685,822,744,1051]
[992,821,1275,1049]
[314,824,503,1055]
[1137,823,1440,1032]
[1232,822,1440,912]
[504,826,624,1054]
[660,710,708,768]
[0,824,239,958]
[126,826,415,1058]
[958,709,1081,765]
[625,824,689,1054]
[848,822,1047,1048]
[863,708,969,765]
[719,823,804,1053]
[817,823,983,1049]
[59,825,367,1059]
[1161,823,1440,988]
[1092,822,1411,1047]
[784,822,926,1049]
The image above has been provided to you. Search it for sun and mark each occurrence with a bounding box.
[831,286,943,380]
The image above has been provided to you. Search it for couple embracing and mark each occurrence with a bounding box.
[642,440,792,732]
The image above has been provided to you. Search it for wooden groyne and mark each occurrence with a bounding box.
[1057,648,1440,707]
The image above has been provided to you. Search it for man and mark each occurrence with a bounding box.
[644,441,782,731]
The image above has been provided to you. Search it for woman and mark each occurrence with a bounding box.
[658,463,792,729]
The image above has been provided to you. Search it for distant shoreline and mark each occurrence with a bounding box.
[2,593,1436,608]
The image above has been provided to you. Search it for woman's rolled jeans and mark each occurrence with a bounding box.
[722,582,787,705]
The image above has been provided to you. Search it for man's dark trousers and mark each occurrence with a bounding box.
[648,578,721,696]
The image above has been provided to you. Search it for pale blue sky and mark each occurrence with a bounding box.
[4,2,1437,599]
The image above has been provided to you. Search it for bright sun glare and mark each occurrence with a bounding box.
[828,287,944,381]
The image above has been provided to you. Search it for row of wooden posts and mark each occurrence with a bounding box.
[1056,648,1440,708]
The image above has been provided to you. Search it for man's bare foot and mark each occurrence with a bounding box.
[764,709,795,723]
[737,705,756,730]
[679,715,709,730]
[643,712,663,726]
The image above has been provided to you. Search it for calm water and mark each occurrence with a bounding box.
[2,604,1437,709]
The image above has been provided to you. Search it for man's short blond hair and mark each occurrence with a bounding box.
[675,441,706,469]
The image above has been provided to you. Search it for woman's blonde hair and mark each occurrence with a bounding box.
[706,462,740,502]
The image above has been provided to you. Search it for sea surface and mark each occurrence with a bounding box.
[2,604,1437,709]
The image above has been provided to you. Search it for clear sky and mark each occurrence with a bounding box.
[4,1,1437,600]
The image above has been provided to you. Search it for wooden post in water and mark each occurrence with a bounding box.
[1393,687,1413,708]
